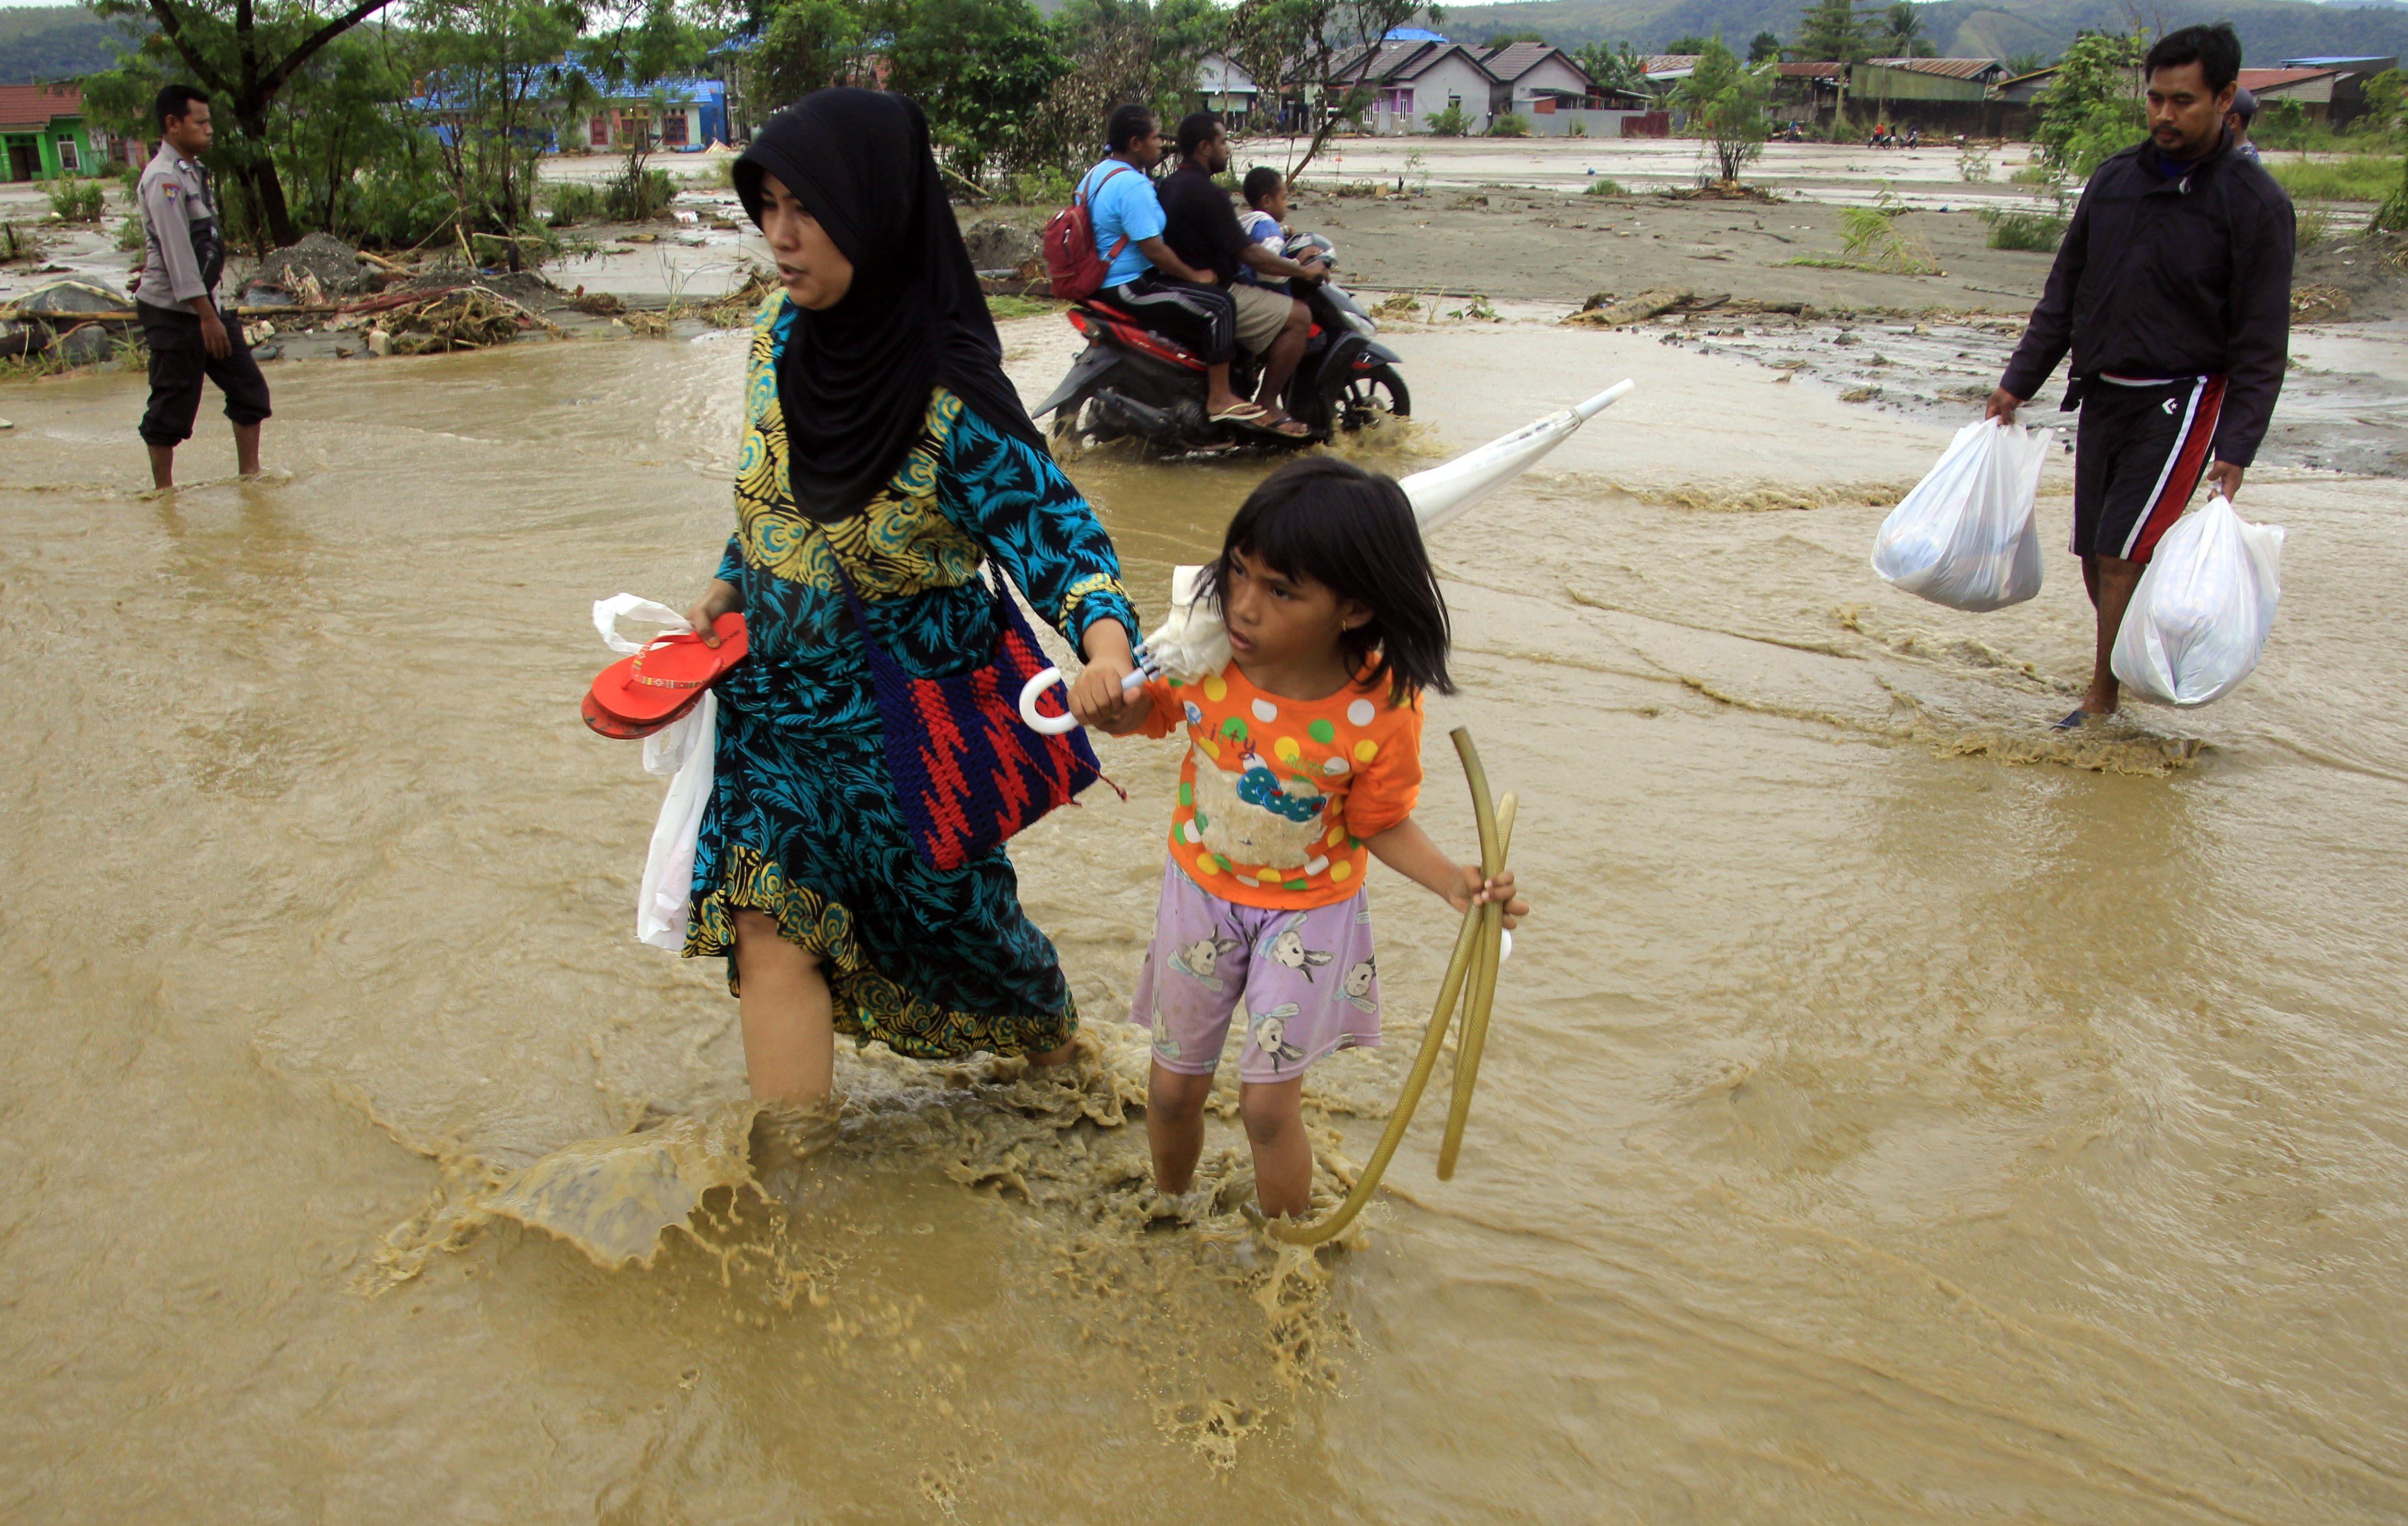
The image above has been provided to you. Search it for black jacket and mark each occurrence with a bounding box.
[1999,137,2294,467]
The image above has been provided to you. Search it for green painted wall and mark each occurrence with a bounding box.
[1,113,91,179]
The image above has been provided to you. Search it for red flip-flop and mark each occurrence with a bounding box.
[582,687,701,739]
[588,612,748,725]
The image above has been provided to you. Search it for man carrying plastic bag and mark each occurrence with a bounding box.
[1983,23,2294,728]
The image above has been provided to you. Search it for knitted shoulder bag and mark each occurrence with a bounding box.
[832,558,1106,871]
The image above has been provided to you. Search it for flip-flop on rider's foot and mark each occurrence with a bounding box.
[588,612,748,725]
[1208,400,1272,424]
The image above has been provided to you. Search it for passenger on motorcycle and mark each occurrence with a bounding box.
[1237,167,1289,287]
[1158,114,1330,438]
[1077,105,1258,425]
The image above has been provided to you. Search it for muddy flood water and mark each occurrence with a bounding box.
[4,318,2405,1523]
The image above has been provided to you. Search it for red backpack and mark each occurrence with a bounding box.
[1041,163,1134,303]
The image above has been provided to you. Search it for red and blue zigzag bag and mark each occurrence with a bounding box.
[837,563,1105,871]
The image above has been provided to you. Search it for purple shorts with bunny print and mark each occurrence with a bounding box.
[1130,861,1382,1083]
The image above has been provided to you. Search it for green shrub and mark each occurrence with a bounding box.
[1980,207,2068,251]
[2267,153,2401,202]
[115,213,143,251]
[46,178,103,222]
[1424,102,1472,136]
[545,180,607,226]
[995,166,1073,206]
[1567,118,1587,137]
[2297,201,2333,248]
[1488,112,1532,137]
[1583,177,1627,196]
[605,167,675,221]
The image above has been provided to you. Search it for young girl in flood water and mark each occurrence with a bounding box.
[1084,458,1528,1219]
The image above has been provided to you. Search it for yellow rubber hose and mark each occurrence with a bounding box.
[1270,732,1515,1245]
[1436,730,1507,1180]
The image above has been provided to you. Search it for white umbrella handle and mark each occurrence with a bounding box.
[1018,666,1145,735]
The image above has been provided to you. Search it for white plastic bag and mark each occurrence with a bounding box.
[593,594,718,950]
[2111,495,2284,707]
[1870,417,2052,611]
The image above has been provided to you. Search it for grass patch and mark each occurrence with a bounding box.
[986,294,1061,321]
[1583,177,1627,197]
[1980,207,2069,251]
[1781,254,1889,272]
[2267,153,2401,202]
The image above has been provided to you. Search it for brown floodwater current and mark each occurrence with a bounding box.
[3,320,2405,1522]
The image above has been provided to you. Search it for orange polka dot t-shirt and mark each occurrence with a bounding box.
[1139,661,1423,910]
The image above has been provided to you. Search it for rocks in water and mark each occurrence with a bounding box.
[16,277,132,314]
[0,318,45,358]
[237,280,300,309]
[260,231,371,297]
[961,219,1041,276]
[51,322,118,365]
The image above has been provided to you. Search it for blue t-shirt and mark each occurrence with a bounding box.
[1079,160,1163,289]
[1235,207,1284,286]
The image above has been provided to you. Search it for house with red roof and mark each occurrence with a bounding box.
[0,83,97,182]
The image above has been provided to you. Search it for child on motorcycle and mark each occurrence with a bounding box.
[1237,167,1289,289]
[1077,458,1528,1220]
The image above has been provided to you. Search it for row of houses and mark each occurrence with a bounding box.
[1725,51,2399,139]
[1,75,735,184]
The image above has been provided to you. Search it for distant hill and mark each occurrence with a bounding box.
[0,5,140,87]
[1433,0,2408,65]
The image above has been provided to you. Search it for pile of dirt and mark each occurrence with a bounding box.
[961,219,1041,275]
[261,232,372,297]
[2291,227,2408,323]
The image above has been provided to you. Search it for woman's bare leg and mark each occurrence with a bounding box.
[731,908,834,1102]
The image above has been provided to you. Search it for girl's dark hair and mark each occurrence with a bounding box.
[1203,457,1454,703]
[1106,104,1157,153]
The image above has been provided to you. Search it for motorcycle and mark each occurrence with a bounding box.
[1033,233,1411,454]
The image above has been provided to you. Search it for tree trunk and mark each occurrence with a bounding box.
[237,101,297,248]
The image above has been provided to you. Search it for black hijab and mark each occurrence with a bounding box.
[733,90,1049,524]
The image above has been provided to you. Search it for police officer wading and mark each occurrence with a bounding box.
[135,84,271,490]
[1987,23,2292,729]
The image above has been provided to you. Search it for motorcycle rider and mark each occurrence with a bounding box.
[1158,113,1330,438]
[1077,105,1256,424]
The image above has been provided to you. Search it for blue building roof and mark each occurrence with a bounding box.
[1385,27,1450,41]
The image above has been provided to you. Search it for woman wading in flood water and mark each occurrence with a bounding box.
[680,90,1142,1167]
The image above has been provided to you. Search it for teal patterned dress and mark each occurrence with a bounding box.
[687,294,1138,1059]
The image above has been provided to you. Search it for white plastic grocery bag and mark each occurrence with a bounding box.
[592,594,718,951]
[2111,495,2285,707]
[1870,417,2052,611]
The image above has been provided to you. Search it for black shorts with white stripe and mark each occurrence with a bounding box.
[2071,373,2225,565]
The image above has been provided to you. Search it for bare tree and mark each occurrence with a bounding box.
[1226,0,1430,186]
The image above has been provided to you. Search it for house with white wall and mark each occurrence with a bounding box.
[1479,43,1596,116]
[1330,38,1504,134]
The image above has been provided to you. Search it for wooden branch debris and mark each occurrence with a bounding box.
[1563,289,1816,328]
